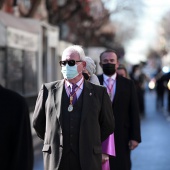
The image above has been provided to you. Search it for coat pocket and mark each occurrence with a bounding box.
[42,144,51,153]
[93,146,102,154]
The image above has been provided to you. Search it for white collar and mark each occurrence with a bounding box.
[65,77,84,90]
[103,73,117,82]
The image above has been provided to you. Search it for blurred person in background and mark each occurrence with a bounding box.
[83,56,116,170]
[117,64,129,79]
[0,85,34,170]
[160,71,170,118]
[83,56,100,85]
[130,64,147,117]
[33,45,115,170]
[98,49,141,170]
[154,67,166,111]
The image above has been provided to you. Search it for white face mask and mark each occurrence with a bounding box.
[61,64,79,80]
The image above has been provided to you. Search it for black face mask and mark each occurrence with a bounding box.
[83,73,90,80]
[102,63,116,76]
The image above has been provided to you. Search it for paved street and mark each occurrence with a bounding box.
[131,90,170,170]
[31,90,170,170]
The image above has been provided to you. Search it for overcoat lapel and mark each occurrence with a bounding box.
[112,75,121,105]
[53,79,64,127]
[80,80,94,127]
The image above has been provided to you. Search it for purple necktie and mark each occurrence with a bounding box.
[70,84,77,105]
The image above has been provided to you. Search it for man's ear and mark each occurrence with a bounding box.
[82,61,86,69]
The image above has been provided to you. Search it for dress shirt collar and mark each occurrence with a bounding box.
[65,77,84,90]
[103,73,117,82]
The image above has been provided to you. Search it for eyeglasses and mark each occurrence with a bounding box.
[59,60,82,67]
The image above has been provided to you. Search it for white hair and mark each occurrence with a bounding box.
[85,56,96,75]
[62,45,85,61]
[85,56,100,85]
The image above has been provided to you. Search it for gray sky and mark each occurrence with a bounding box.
[125,0,170,64]
[103,0,170,64]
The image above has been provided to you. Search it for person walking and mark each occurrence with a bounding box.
[98,49,141,170]
[154,67,166,111]
[160,72,170,117]
[33,45,115,170]
[0,85,34,170]
[130,64,146,116]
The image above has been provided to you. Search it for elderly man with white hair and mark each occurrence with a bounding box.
[33,45,115,170]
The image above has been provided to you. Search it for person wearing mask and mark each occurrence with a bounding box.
[97,49,141,170]
[0,85,34,170]
[83,56,116,170]
[33,45,115,170]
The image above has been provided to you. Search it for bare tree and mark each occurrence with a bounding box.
[19,0,42,17]
[105,0,145,46]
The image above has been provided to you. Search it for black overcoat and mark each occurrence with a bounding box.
[0,85,34,170]
[98,74,141,170]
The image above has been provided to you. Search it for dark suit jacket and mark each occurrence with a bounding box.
[0,85,34,170]
[98,74,141,170]
[33,79,115,170]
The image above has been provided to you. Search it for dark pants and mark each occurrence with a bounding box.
[59,150,81,170]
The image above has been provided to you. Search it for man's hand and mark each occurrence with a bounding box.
[128,140,139,150]
[102,154,109,163]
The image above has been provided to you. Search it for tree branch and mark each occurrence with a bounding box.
[26,0,42,17]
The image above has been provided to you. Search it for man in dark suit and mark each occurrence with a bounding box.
[33,45,115,170]
[98,49,141,170]
[0,85,34,170]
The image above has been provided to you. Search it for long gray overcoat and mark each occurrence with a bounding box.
[33,79,115,170]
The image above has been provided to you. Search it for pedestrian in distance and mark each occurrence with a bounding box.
[97,49,141,170]
[33,45,115,170]
[154,67,166,111]
[0,85,34,170]
[130,64,147,117]
[160,72,170,117]
[117,64,129,79]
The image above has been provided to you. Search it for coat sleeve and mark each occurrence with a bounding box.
[99,87,115,142]
[33,84,48,140]
[129,81,141,142]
